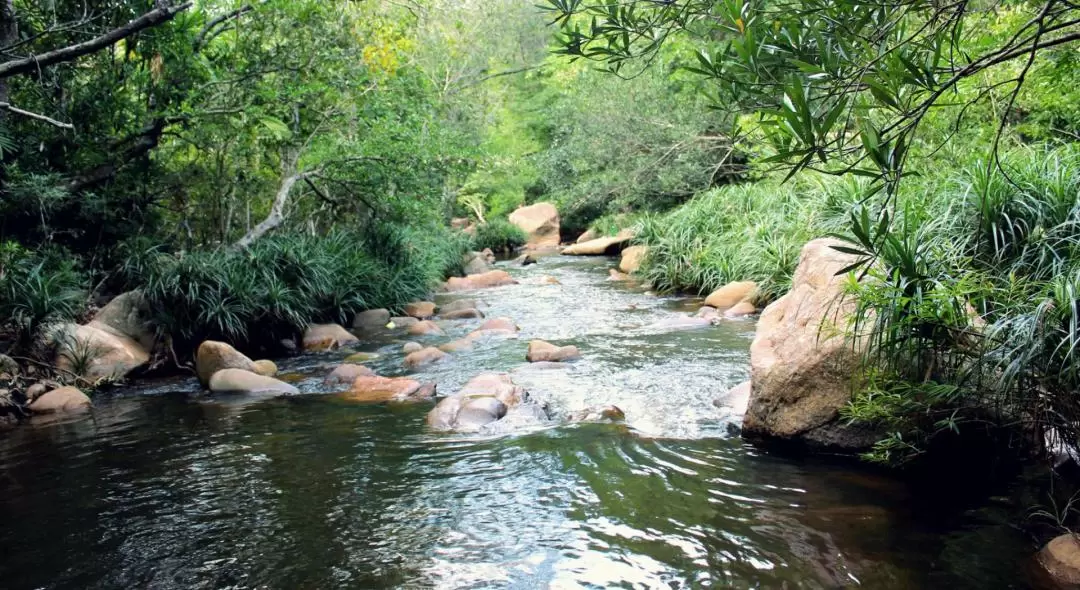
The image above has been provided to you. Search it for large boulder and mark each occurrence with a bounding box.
[353,309,391,333]
[426,373,528,432]
[526,340,581,362]
[403,301,437,320]
[443,270,517,292]
[704,281,757,310]
[28,386,91,414]
[561,229,634,256]
[619,245,647,274]
[1039,534,1080,585]
[462,251,492,275]
[509,202,560,249]
[195,340,257,386]
[302,324,359,351]
[208,368,299,395]
[742,239,875,450]
[89,291,156,352]
[342,375,434,403]
[52,323,150,381]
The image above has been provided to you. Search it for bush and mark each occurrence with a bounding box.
[471,219,527,254]
[0,242,87,351]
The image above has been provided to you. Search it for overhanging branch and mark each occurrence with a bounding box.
[0,101,73,128]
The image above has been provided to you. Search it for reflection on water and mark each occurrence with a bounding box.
[0,257,1036,589]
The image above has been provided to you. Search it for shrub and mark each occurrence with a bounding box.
[0,242,87,351]
[471,219,527,254]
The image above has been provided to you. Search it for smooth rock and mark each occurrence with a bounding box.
[402,342,423,354]
[526,340,581,363]
[704,281,758,310]
[575,229,598,243]
[324,363,375,386]
[438,338,474,353]
[743,239,877,451]
[1039,534,1080,585]
[196,340,256,386]
[439,299,480,314]
[344,352,379,363]
[425,373,527,432]
[252,359,278,377]
[463,251,492,275]
[89,291,156,352]
[714,380,751,415]
[51,323,150,381]
[404,347,449,368]
[695,306,720,320]
[302,324,359,351]
[456,372,526,407]
[444,270,517,292]
[477,317,518,332]
[441,308,484,320]
[509,202,561,249]
[27,386,91,414]
[388,317,420,330]
[619,245,647,274]
[724,300,757,318]
[406,320,444,337]
[343,375,432,403]
[608,269,629,281]
[404,301,437,320]
[561,229,634,256]
[209,368,299,395]
[353,308,391,333]
[25,382,48,402]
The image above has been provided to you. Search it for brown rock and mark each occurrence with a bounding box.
[404,346,449,368]
[426,373,526,432]
[88,291,157,352]
[695,306,720,320]
[477,317,518,332]
[406,320,444,337]
[526,340,581,362]
[324,363,375,386]
[52,323,150,381]
[567,405,625,423]
[26,382,48,402]
[463,251,492,275]
[402,342,423,354]
[509,202,561,249]
[440,299,480,314]
[252,360,278,377]
[208,368,299,395]
[608,269,629,281]
[443,270,517,292]
[27,386,91,414]
[302,324,359,351]
[404,301,437,320]
[619,245,647,274]
[343,375,433,403]
[196,340,256,386]
[438,338,475,353]
[1039,534,1080,585]
[743,239,876,450]
[456,372,526,406]
[389,317,420,330]
[575,229,598,243]
[353,308,391,333]
[724,300,757,318]
[561,229,634,256]
[704,281,758,310]
[714,380,751,415]
[441,308,484,320]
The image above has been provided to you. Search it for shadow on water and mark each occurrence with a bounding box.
[0,256,1045,589]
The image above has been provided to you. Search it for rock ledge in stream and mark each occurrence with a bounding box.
[561,230,634,256]
[209,368,299,395]
[444,270,516,292]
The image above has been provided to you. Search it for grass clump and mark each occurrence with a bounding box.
[0,242,87,351]
[471,219,527,254]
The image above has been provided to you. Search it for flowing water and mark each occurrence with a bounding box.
[0,256,1043,589]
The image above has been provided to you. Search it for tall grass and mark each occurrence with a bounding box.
[0,242,86,350]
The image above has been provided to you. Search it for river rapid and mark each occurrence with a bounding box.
[0,256,1043,589]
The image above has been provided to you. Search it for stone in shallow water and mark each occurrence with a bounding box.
[404,347,449,368]
[526,340,581,363]
[209,369,298,395]
[324,363,375,386]
[344,352,380,363]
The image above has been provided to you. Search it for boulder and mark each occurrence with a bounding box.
[353,308,391,333]
[480,248,496,264]
[561,230,634,256]
[324,363,375,386]
[389,317,420,330]
[508,202,560,249]
[463,251,492,275]
[567,405,625,423]
[477,317,518,332]
[88,291,156,352]
[342,375,434,403]
[526,340,581,363]
[440,299,480,314]
[742,239,875,450]
[25,382,49,402]
[302,324,359,351]
[1039,534,1080,585]
[27,386,91,414]
[443,270,517,292]
[404,301,437,320]
[252,360,278,377]
[575,229,598,244]
[402,342,423,354]
[426,373,527,432]
[619,245,647,274]
[52,323,150,381]
[714,380,751,415]
[406,320,444,337]
[441,308,484,320]
[456,372,526,406]
[404,346,449,368]
[695,306,720,320]
[724,300,757,318]
[196,341,257,386]
[438,338,475,353]
[704,281,758,310]
[208,368,299,395]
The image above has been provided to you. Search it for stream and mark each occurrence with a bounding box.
[0,256,1042,589]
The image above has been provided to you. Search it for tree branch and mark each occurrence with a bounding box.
[0,101,73,128]
[194,3,254,51]
[0,2,193,79]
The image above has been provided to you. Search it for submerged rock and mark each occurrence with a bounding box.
[648,316,713,331]
[209,368,298,395]
[302,324,359,351]
[742,239,877,451]
[509,202,561,249]
[196,340,257,386]
[343,375,433,403]
[526,340,581,363]
[344,352,379,363]
[567,405,625,423]
[402,342,423,354]
[724,300,757,318]
[477,317,518,332]
[388,317,420,330]
[27,386,91,414]
[403,301,437,320]
[608,269,630,281]
[438,338,475,353]
[426,373,531,433]
[439,299,481,314]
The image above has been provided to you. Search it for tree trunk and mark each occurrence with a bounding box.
[0,0,17,124]
[233,170,306,249]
